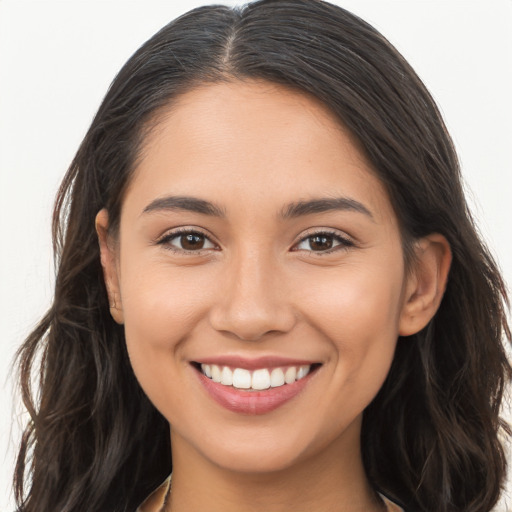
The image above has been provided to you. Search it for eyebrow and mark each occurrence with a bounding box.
[142,195,373,220]
[142,195,226,217]
[280,197,374,220]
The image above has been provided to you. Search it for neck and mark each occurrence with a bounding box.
[166,417,385,512]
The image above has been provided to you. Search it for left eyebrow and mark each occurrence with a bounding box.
[279,197,374,221]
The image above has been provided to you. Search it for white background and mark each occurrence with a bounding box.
[1,1,511,510]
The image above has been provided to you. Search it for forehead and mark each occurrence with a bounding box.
[144,79,363,165]
[126,80,395,225]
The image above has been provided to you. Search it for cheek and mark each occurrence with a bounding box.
[118,257,218,381]
[122,263,217,335]
[298,256,405,330]
[295,261,405,401]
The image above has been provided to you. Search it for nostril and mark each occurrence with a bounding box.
[207,293,297,341]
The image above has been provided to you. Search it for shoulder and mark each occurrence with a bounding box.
[136,477,407,512]
[136,476,171,512]
[379,492,407,512]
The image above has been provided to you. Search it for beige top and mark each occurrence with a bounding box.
[136,476,405,512]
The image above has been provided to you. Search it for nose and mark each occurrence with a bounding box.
[208,249,297,341]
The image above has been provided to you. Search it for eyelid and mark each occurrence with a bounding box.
[291,228,355,254]
[155,226,219,252]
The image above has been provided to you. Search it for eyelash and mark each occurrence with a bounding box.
[292,229,355,255]
[156,228,355,255]
[156,227,218,254]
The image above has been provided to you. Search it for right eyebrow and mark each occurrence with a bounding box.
[141,195,226,217]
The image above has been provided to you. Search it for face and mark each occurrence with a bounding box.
[97,80,443,474]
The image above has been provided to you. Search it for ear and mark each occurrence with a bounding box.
[95,209,124,324]
[399,233,452,336]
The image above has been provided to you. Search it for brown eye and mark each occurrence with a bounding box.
[308,235,333,251]
[180,233,206,250]
[295,231,353,253]
[158,230,216,252]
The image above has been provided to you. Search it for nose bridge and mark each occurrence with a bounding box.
[209,243,295,341]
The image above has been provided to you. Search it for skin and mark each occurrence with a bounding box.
[96,80,451,512]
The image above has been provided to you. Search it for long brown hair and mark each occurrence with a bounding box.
[14,1,511,511]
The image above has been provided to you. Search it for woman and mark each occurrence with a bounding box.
[13,1,511,511]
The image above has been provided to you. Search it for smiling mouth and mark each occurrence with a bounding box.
[192,362,322,392]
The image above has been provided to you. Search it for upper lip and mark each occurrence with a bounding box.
[193,355,320,370]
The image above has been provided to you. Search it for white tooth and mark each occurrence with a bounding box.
[251,369,271,390]
[270,368,285,387]
[297,365,310,380]
[232,368,251,389]
[211,364,222,383]
[201,364,212,378]
[221,366,233,386]
[284,366,296,384]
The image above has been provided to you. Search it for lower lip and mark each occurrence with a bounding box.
[196,368,316,415]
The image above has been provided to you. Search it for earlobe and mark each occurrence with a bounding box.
[95,209,124,325]
[399,233,452,336]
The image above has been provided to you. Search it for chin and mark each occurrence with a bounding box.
[190,423,328,475]
[209,445,307,474]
